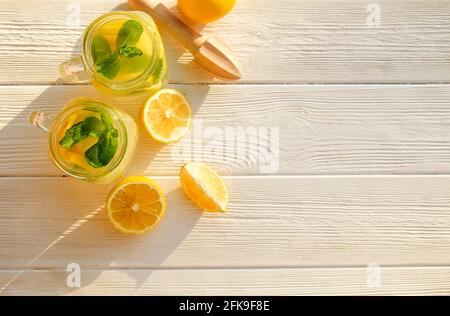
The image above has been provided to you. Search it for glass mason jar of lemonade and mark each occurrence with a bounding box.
[60,11,167,95]
[29,98,138,184]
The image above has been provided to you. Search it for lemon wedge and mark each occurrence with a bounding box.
[180,163,228,212]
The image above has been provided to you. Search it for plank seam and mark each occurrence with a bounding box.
[4,82,450,87]
[2,264,450,272]
[2,174,450,180]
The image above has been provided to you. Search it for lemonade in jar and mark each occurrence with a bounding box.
[60,11,167,95]
[29,98,138,184]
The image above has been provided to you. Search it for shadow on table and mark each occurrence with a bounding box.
[0,1,217,294]
[0,84,206,294]
[0,177,203,295]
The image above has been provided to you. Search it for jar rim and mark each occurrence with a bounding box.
[81,11,161,92]
[48,98,128,181]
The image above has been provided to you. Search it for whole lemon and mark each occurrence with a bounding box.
[178,0,236,24]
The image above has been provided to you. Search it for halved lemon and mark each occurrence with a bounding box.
[180,163,228,212]
[106,176,167,234]
[140,89,192,144]
[178,0,236,24]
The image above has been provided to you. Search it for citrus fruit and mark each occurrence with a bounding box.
[106,176,166,234]
[178,0,236,24]
[180,163,228,212]
[140,89,192,144]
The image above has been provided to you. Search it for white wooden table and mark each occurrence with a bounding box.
[1,0,450,295]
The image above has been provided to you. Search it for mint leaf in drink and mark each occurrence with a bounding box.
[93,20,144,79]
[84,142,101,167]
[119,46,143,58]
[84,127,118,168]
[98,128,119,165]
[116,20,143,50]
[85,105,114,130]
[83,110,119,168]
[95,52,120,79]
[100,112,114,130]
[59,116,105,148]
[91,35,112,63]
[83,116,105,137]
[152,57,164,81]
[59,120,83,148]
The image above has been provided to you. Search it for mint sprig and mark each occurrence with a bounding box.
[83,110,119,168]
[92,20,144,79]
[59,108,119,169]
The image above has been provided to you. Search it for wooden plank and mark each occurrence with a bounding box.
[2,84,450,176]
[1,176,450,269]
[1,267,450,295]
[1,0,450,84]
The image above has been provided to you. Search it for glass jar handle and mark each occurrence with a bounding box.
[59,56,91,83]
[28,111,56,132]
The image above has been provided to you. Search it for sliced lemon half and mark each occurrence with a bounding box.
[140,89,192,144]
[106,176,166,234]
